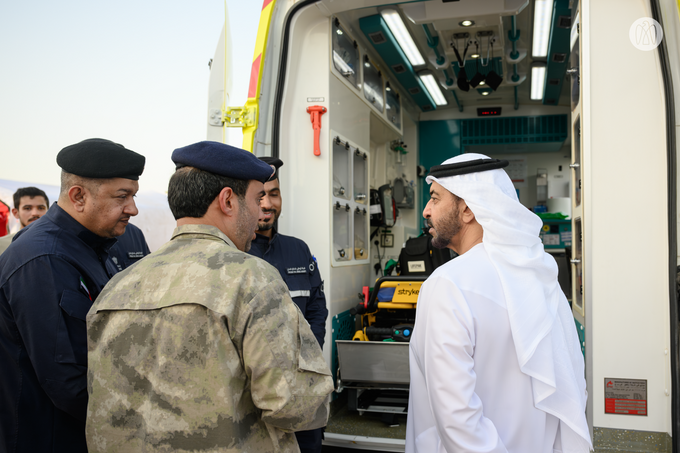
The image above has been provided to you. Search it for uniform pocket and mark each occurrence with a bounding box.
[55,290,92,364]
[59,289,92,320]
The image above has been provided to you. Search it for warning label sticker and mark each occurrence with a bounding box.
[604,378,647,416]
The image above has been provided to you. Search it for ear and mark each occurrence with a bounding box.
[460,200,476,224]
[11,208,19,219]
[67,185,88,213]
[217,186,236,217]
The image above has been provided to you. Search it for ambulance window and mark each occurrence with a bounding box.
[332,19,359,88]
[385,83,401,129]
[362,56,384,112]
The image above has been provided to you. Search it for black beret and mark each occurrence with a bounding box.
[258,156,283,181]
[172,141,274,183]
[57,138,145,180]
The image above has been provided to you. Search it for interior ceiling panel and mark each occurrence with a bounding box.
[400,0,529,23]
[335,0,571,113]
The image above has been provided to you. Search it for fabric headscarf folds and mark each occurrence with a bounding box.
[426,153,592,452]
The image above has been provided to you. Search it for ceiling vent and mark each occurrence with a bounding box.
[558,16,572,28]
[408,87,421,95]
[368,31,387,45]
[552,53,567,63]
[392,64,407,74]
[548,78,560,86]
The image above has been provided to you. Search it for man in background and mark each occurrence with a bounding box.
[86,142,333,453]
[0,138,145,453]
[248,156,328,453]
[0,187,49,254]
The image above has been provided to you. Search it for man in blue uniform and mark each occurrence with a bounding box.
[0,138,145,453]
[248,157,328,453]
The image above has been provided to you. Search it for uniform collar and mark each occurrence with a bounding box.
[171,224,237,249]
[253,227,278,245]
[47,203,117,252]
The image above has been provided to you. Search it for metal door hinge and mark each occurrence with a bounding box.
[220,106,257,128]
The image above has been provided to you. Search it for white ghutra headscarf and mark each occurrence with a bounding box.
[426,153,592,452]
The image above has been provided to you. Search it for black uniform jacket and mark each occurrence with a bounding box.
[0,203,116,453]
[107,223,151,273]
[249,230,328,347]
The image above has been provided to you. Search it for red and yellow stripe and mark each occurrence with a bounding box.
[240,0,276,152]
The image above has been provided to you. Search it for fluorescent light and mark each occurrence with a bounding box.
[333,51,354,76]
[570,11,580,50]
[419,73,447,106]
[532,0,554,57]
[531,65,546,100]
[380,9,426,66]
[460,20,474,27]
[481,91,490,96]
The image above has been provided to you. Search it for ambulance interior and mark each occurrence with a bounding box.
[265,0,580,430]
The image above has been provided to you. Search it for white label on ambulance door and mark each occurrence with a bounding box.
[408,261,426,272]
[307,97,325,102]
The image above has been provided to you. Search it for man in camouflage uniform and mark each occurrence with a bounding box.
[86,141,334,452]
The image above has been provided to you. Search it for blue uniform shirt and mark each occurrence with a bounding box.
[249,230,328,347]
[0,203,117,453]
[107,223,150,273]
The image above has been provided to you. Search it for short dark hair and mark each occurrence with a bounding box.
[60,170,102,198]
[14,187,49,208]
[167,167,249,220]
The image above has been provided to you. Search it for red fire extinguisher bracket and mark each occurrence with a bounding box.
[306,105,327,156]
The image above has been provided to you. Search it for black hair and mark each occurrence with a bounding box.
[14,187,49,208]
[167,167,249,220]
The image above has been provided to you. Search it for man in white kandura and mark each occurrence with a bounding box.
[406,153,592,453]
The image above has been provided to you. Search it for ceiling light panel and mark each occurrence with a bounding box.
[380,9,426,67]
[532,0,555,57]
[531,65,546,100]
[419,74,447,106]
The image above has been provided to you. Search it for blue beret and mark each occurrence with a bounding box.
[172,141,274,183]
[57,138,145,180]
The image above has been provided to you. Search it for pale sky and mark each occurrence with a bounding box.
[0,0,263,193]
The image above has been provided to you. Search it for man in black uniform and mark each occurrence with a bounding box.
[247,157,328,453]
[0,138,145,453]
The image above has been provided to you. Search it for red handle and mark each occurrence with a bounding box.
[313,124,321,156]
[306,106,326,157]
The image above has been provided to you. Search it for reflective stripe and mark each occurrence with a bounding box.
[289,290,310,298]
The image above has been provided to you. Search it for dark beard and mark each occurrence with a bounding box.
[429,207,461,249]
[257,221,274,231]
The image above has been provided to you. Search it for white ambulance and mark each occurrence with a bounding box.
[208,0,680,450]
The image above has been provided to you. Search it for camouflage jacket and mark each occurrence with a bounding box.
[86,224,333,452]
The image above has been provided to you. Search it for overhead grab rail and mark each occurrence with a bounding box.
[422,24,462,112]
